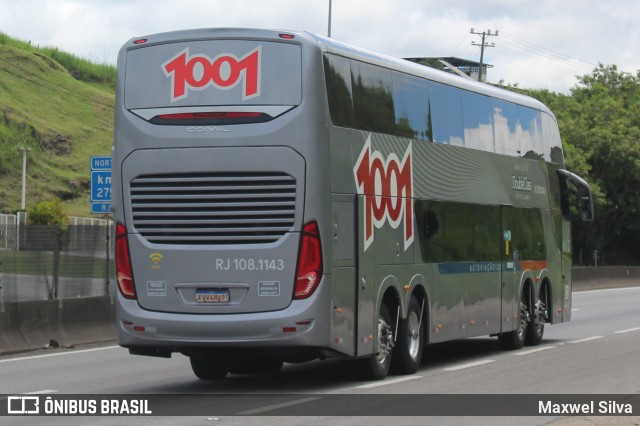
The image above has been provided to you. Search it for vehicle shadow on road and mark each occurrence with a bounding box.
[140,337,523,394]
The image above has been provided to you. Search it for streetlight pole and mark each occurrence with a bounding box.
[19,147,30,210]
[328,0,332,37]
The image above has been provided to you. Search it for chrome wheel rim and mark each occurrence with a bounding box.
[407,311,421,359]
[376,316,393,365]
[517,301,529,339]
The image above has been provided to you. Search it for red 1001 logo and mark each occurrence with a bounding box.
[162,46,261,102]
[353,136,414,252]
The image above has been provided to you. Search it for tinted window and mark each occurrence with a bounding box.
[351,60,396,135]
[474,204,501,261]
[542,113,564,164]
[518,107,544,160]
[324,53,559,163]
[417,200,500,263]
[502,207,546,261]
[492,99,520,156]
[125,41,301,109]
[323,54,354,127]
[461,91,493,152]
[392,72,432,141]
[430,82,464,146]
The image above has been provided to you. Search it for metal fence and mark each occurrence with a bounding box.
[0,219,114,302]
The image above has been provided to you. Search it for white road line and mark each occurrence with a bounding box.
[26,390,58,395]
[236,397,322,415]
[355,375,423,389]
[513,346,555,356]
[568,336,603,344]
[614,327,640,334]
[578,287,640,294]
[0,346,121,364]
[443,359,495,371]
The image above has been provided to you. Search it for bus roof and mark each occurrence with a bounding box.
[304,31,554,117]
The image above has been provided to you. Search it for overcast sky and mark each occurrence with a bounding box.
[1,0,638,93]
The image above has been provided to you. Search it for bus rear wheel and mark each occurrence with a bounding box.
[190,354,229,380]
[391,296,424,374]
[499,295,528,350]
[353,303,393,380]
[525,287,546,346]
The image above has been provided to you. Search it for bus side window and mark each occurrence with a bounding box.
[542,113,564,164]
[429,82,464,146]
[350,60,396,135]
[392,71,432,141]
[517,107,544,160]
[559,175,571,218]
[417,200,444,263]
[461,91,493,152]
[492,99,521,157]
[323,54,354,127]
[423,209,439,240]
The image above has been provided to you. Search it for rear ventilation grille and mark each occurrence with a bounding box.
[130,172,296,245]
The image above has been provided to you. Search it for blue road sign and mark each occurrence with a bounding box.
[90,156,112,214]
[91,202,112,214]
[91,156,112,170]
[91,171,112,202]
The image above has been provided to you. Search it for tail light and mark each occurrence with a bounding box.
[294,221,323,299]
[115,223,136,299]
[149,111,273,126]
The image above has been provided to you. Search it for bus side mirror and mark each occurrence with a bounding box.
[557,169,594,222]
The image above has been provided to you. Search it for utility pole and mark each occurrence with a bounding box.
[19,147,31,210]
[470,28,498,82]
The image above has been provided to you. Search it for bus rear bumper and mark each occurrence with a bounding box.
[115,283,331,351]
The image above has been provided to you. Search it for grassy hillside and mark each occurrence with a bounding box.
[0,33,115,217]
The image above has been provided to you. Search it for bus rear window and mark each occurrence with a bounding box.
[124,40,302,110]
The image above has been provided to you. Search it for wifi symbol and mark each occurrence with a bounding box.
[149,253,164,265]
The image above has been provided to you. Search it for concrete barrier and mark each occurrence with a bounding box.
[572,266,640,291]
[0,296,115,355]
[0,267,638,356]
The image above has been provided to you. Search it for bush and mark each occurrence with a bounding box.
[29,199,66,225]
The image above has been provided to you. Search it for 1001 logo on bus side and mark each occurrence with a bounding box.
[354,136,414,252]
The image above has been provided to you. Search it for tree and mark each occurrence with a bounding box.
[29,198,66,225]
[528,65,640,264]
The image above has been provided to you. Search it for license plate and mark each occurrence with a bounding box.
[195,289,229,303]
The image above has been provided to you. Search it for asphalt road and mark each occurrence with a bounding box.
[1,286,638,425]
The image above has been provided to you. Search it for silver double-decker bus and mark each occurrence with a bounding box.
[113,28,593,380]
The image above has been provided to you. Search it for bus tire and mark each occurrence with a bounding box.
[525,287,545,346]
[391,296,424,374]
[353,303,393,380]
[499,294,528,350]
[190,354,229,380]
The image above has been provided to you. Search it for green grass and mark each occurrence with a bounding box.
[0,32,115,216]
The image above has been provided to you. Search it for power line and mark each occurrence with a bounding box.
[498,38,593,75]
[498,36,593,74]
[450,32,471,58]
[499,31,599,69]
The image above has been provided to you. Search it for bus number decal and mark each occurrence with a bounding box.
[162,46,261,102]
[354,136,414,251]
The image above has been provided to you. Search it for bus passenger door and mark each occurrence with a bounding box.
[501,206,517,333]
